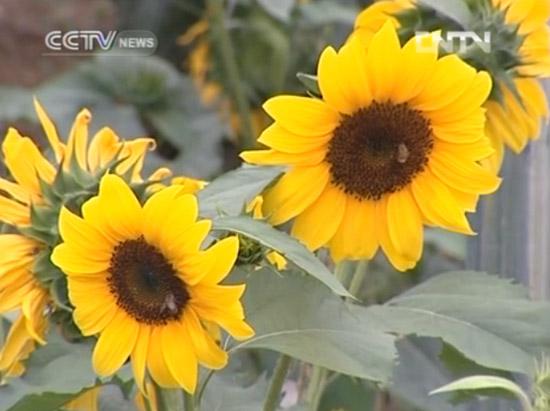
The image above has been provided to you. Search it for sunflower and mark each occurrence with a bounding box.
[0,99,164,380]
[51,174,254,393]
[241,22,500,270]
[483,0,550,169]
[352,0,550,171]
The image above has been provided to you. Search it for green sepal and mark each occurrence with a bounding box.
[296,72,321,97]
[49,276,72,312]
[30,204,59,233]
[50,310,85,342]
[17,226,58,247]
[33,249,64,285]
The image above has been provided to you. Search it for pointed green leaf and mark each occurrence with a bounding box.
[214,217,352,297]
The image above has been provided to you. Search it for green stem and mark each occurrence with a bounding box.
[152,382,169,411]
[197,370,215,405]
[263,354,292,411]
[309,368,328,411]
[207,0,256,149]
[184,391,196,411]
[348,260,369,299]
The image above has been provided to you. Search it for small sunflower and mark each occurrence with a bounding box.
[0,99,164,380]
[51,174,254,393]
[242,22,500,270]
[352,0,550,170]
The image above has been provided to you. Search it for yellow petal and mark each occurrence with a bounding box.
[2,128,55,194]
[375,196,417,271]
[412,55,477,111]
[0,235,37,274]
[427,71,492,117]
[116,138,156,182]
[0,178,32,204]
[0,197,30,226]
[318,47,357,114]
[33,98,64,162]
[21,288,48,345]
[87,127,120,172]
[429,151,501,194]
[184,236,239,285]
[147,327,179,388]
[266,251,287,270]
[0,315,32,372]
[263,164,330,226]
[143,190,198,251]
[386,188,423,261]
[64,109,91,171]
[132,325,151,394]
[161,321,198,392]
[240,148,327,167]
[330,197,378,261]
[184,308,228,369]
[392,33,438,103]
[58,207,114,257]
[64,387,100,411]
[96,174,143,239]
[70,278,117,336]
[411,169,474,235]
[258,123,331,154]
[92,310,139,376]
[291,183,346,251]
[366,20,402,100]
[263,96,340,136]
[51,244,110,274]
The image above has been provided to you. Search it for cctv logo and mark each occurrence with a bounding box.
[45,30,118,52]
[44,30,157,56]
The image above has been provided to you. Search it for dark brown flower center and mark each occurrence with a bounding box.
[108,236,189,325]
[325,101,434,200]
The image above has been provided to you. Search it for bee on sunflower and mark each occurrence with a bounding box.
[352,0,550,171]
[242,21,501,270]
[51,174,254,393]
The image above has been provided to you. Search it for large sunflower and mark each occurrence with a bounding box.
[241,22,500,270]
[51,174,254,393]
[353,0,550,170]
[0,100,163,380]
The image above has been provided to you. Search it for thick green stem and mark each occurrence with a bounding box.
[263,354,292,411]
[207,0,256,149]
[305,261,369,409]
[184,391,196,411]
[348,260,369,299]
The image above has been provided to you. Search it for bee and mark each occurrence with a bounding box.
[397,143,410,164]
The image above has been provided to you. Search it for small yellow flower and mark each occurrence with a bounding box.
[242,22,500,270]
[246,196,287,270]
[51,175,254,393]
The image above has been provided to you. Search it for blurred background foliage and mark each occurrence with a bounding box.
[1,0,546,410]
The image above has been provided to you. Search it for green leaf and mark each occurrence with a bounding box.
[213,217,352,297]
[430,376,533,411]
[257,0,296,22]
[296,73,321,96]
[232,269,396,383]
[200,374,268,411]
[298,1,358,25]
[198,166,283,219]
[418,0,473,28]
[370,271,550,375]
[0,333,97,411]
